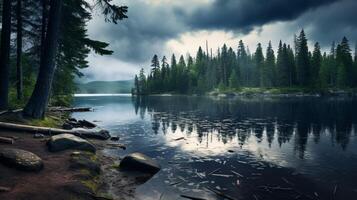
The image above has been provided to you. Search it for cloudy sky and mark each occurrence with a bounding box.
[80,0,357,82]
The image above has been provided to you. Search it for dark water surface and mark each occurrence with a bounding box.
[72,95,357,200]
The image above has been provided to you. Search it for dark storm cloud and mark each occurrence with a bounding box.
[89,0,186,63]
[89,0,355,64]
[296,0,357,47]
[187,0,340,32]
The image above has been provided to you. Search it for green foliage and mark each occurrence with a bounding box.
[229,69,239,88]
[296,29,311,86]
[134,31,356,95]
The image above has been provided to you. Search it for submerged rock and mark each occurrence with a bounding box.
[110,136,120,141]
[0,148,43,171]
[120,152,161,174]
[78,120,97,128]
[47,134,96,153]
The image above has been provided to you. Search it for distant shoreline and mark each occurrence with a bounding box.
[74,93,131,97]
[131,88,357,98]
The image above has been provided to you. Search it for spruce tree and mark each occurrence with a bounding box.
[254,43,264,87]
[237,40,248,86]
[296,29,310,86]
[265,41,276,87]
[311,42,322,87]
[229,69,239,89]
[336,37,353,87]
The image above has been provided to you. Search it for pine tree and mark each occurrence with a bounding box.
[287,45,296,86]
[336,37,353,87]
[229,69,239,88]
[134,75,139,94]
[296,29,310,86]
[151,54,160,74]
[276,41,286,86]
[254,43,264,87]
[264,41,275,87]
[138,68,146,94]
[319,52,329,88]
[311,42,322,87]
[170,54,177,91]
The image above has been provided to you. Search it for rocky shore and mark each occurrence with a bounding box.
[0,109,161,200]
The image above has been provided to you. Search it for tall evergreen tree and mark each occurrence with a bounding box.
[237,40,248,86]
[336,37,353,87]
[0,0,11,109]
[264,41,276,87]
[296,29,310,86]
[229,69,239,88]
[254,43,264,87]
[311,42,322,87]
[23,0,64,118]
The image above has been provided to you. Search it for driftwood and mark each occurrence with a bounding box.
[48,107,92,112]
[205,187,236,200]
[0,136,14,144]
[0,122,110,140]
[180,194,207,200]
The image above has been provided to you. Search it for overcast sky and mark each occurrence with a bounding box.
[80,0,357,82]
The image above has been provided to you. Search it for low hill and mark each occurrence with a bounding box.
[76,80,134,94]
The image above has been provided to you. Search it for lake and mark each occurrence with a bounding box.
[72,95,357,200]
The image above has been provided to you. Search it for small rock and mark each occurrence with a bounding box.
[33,133,45,139]
[0,148,43,171]
[120,152,161,174]
[228,150,235,153]
[78,120,97,128]
[62,122,74,130]
[110,136,119,141]
[0,186,11,192]
[47,134,96,153]
[68,118,77,122]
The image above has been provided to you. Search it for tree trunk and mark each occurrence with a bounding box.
[41,0,49,56]
[0,0,11,110]
[16,0,23,100]
[23,0,63,119]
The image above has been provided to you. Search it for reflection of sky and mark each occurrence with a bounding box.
[72,95,357,199]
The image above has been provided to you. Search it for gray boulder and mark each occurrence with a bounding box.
[0,148,43,171]
[120,152,160,174]
[48,134,96,153]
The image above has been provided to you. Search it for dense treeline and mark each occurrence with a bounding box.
[134,30,357,95]
[0,0,128,118]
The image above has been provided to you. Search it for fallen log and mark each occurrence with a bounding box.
[0,122,110,140]
[48,107,92,112]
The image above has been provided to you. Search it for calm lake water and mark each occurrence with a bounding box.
[72,95,357,200]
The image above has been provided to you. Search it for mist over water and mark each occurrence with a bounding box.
[73,95,357,200]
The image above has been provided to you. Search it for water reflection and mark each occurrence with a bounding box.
[132,96,357,158]
[73,95,357,200]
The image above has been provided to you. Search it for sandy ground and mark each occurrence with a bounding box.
[0,129,152,200]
